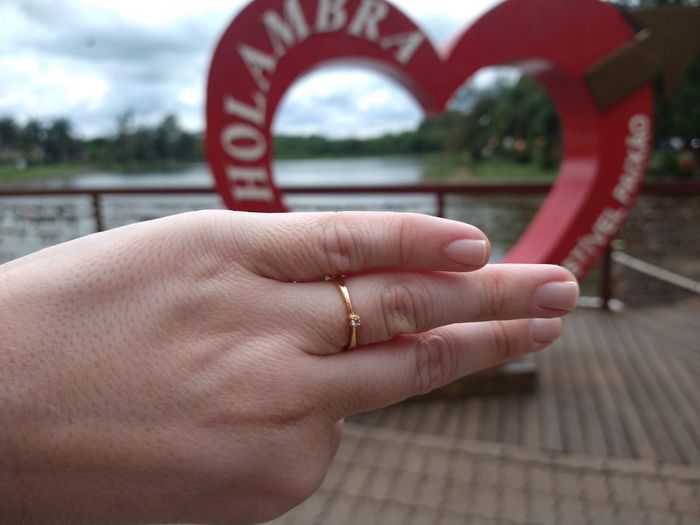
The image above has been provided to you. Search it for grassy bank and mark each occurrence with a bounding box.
[1,154,560,187]
[425,154,558,181]
[0,163,94,185]
[0,161,195,186]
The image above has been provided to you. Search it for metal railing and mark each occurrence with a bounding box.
[0,181,558,232]
[2,179,700,308]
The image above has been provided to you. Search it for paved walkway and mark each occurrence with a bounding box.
[271,424,700,525]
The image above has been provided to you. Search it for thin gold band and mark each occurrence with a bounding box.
[326,275,360,351]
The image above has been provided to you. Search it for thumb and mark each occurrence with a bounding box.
[218,211,489,281]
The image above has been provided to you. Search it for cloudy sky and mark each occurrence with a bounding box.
[0,0,504,139]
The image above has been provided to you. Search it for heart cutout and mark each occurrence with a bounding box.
[206,0,653,278]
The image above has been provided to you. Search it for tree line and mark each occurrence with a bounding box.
[0,112,202,170]
[275,75,562,170]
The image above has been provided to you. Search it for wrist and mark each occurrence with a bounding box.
[0,265,29,523]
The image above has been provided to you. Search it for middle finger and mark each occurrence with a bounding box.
[283,264,578,354]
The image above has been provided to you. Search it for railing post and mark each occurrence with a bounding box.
[437,191,445,218]
[91,192,105,232]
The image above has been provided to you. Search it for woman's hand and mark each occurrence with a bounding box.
[0,211,578,525]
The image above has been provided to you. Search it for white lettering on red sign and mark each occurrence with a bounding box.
[263,0,311,56]
[613,114,651,206]
[226,165,274,202]
[348,0,390,41]
[316,0,348,32]
[563,114,651,275]
[220,0,427,203]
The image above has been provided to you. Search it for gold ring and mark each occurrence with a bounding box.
[326,275,361,351]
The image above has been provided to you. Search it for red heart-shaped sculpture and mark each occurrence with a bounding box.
[206,0,653,278]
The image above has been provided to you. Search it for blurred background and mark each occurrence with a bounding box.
[1,1,699,524]
[1,0,699,286]
[1,0,699,302]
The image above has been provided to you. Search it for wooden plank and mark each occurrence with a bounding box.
[402,403,427,433]
[644,318,700,405]
[560,315,610,457]
[597,312,685,464]
[615,314,700,463]
[477,397,502,442]
[519,394,540,450]
[499,396,521,446]
[640,308,700,361]
[441,399,465,438]
[650,300,700,330]
[570,310,646,459]
[380,404,412,432]
[534,348,564,452]
[459,398,483,441]
[547,328,587,454]
[626,311,700,363]
[627,310,700,449]
[419,400,449,436]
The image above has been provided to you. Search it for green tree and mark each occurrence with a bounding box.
[113,110,136,164]
[0,117,19,150]
[44,118,76,163]
[154,114,182,160]
[19,120,46,163]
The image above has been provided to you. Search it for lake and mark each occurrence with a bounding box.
[40,157,430,189]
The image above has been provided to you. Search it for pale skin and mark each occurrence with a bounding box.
[0,211,579,525]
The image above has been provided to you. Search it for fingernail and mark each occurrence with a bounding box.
[535,281,579,311]
[531,318,562,345]
[444,239,488,266]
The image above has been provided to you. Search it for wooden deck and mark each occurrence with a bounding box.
[351,299,700,466]
[272,424,700,525]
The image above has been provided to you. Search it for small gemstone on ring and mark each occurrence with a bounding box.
[350,314,361,327]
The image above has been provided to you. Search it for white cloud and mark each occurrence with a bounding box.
[85,0,241,25]
[273,67,423,138]
[0,0,505,138]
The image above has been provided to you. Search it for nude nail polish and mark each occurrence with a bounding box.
[531,318,562,345]
[535,281,579,312]
[444,239,488,267]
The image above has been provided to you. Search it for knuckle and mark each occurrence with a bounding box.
[490,321,520,362]
[392,214,414,266]
[182,210,235,254]
[379,279,429,337]
[481,271,508,319]
[178,211,245,280]
[413,332,453,395]
[317,213,365,274]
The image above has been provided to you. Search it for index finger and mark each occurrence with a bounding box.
[225,211,490,281]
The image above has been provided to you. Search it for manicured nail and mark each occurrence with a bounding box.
[534,281,579,311]
[444,239,488,266]
[531,318,562,345]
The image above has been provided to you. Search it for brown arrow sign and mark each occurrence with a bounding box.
[585,6,700,110]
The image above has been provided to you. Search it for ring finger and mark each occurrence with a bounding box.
[282,264,578,354]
